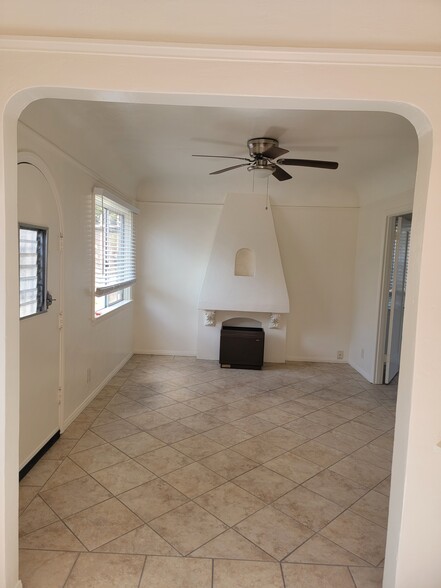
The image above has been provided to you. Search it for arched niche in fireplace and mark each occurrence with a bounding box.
[234,248,255,277]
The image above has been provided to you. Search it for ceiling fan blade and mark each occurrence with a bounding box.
[262,145,289,159]
[272,165,292,182]
[193,154,251,162]
[277,158,339,170]
[209,163,250,175]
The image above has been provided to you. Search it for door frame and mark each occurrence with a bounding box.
[17,151,65,437]
[374,209,413,384]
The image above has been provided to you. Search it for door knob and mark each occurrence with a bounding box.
[46,291,56,309]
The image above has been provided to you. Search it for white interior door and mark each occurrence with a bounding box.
[385,215,411,384]
[18,162,61,468]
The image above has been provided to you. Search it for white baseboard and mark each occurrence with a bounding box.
[286,356,348,364]
[62,352,132,431]
[133,349,196,357]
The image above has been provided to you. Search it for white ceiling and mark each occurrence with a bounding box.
[20,99,418,205]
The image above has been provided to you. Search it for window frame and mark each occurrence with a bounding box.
[18,223,49,320]
[93,187,138,319]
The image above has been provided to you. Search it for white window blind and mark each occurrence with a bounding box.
[94,189,137,298]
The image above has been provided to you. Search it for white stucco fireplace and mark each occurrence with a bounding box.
[197,192,290,364]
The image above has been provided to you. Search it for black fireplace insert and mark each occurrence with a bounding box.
[219,325,265,370]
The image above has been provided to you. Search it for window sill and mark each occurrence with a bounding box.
[93,299,132,322]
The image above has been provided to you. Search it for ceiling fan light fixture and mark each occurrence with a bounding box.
[248,161,276,178]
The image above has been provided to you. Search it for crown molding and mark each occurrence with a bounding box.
[1,35,441,67]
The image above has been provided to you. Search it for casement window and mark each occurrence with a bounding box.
[19,225,48,319]
[94,188,137,317]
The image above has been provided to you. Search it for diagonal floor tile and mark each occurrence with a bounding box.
[139,556,212,588]
[233,437,286,464]
[119,478,188,521]
[303,469,369,508]
[91,459,156,495]
[40,476,112,518]
[203,423,253,447]
[234,506,313,561]
[20,521,86,551]
[265,452,323,483]
[19,486,40,514]
[274,486,344,531]
[321,510,387,565]
[20,459,62,487]
[65,553,145,588]
[195,482,265,525]
[213,559,284,588]
[172,434,225,460]
[91,419,141,442]
[349,566,383,587]
[190,528,275,561]
[330,456,389,488]
[255,428,308,450]
[163,462,226,498]
[291,440,346,467]
[70,431,107,454]
[285,534,369,566]
[95,524,179,556]
[69,444,128,473]
[282,563,356,588]
[234,465,296,502]
[64,498,143,551]
[349,490,390,528]
[42,458,87,491]
[149,502,228,555]
[111,431,165,457]
[19,549,78,588]
[149,421,197,443]
[19,496,59,536]
[178,412,224,433]
[200,449,258,480]
[135,445,193,476]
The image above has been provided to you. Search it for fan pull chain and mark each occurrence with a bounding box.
[265,176,269,210]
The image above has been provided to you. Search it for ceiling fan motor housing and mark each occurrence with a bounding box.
[247,137,279,157]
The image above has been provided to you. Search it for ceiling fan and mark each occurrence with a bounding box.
[193,137,338,181]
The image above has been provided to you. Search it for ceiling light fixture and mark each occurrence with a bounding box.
[248,161,276,179]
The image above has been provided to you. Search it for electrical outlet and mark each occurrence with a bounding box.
[86,368,92,384]
[337,350,344,360]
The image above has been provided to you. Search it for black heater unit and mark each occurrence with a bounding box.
[219,326,265,370]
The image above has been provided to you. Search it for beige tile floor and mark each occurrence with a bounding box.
[19,355,396,587]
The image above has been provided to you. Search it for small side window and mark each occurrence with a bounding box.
[19,225,48,319]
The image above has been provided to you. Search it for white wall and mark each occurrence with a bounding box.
[134,198,358,363]
[133,202,220,355]
[17,123,134,426]
[273,205,358,362]
[348,175,415,381]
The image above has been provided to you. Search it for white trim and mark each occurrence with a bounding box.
[133,349,197,357]
[62,353,132,430]
[286,356,348,364]
[1,36,441,68]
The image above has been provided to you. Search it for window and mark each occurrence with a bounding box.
[19,225,48,318]
[94,188,137,317]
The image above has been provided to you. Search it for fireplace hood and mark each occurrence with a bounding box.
[198,193,289,313]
